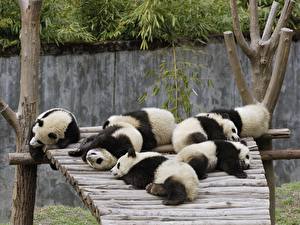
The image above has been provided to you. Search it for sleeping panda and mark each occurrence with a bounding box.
[210,104,270,138]
[68,122,143,169]
[111,149,199,205]
[172,114,239,153]
[29,108,80,162]
[176,140,251,179]
[102,107,175,150]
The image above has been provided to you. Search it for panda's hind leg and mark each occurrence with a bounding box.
[188,155,208,180]
[146,183,167,196]
[162,176,187,205]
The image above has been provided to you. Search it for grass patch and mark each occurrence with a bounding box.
[33,205,98,225]
[276,182,300,225]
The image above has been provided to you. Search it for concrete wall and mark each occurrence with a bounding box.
[0,40,299,222]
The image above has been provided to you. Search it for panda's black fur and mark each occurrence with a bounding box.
[176,140,251,179]
[68,124,142,162]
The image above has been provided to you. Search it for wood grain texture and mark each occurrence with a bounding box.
[43,138,271,225]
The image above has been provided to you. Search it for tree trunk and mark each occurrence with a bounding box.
[10,1,42,225]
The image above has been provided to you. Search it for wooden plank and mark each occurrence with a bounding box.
[260,149,300,160]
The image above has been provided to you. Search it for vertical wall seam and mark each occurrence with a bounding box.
[113,51,117,114]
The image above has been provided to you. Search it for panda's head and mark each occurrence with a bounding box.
[29,119,59,147]
[222,119,240,141]
[232,141,251,170]
[110,148,138,178]
[86,148,117,170]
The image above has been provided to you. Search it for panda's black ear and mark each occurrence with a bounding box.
[240,140,247,146]
[103,120,109,129]
[222,113,230,119]
[128,148,136,158]
[48,132,57,139]
[37,119,43,127]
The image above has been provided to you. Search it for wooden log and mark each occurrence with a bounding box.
[260,128,291,139]
[261,149,300,160]
[80,126,103,133]
[9,153,50,165]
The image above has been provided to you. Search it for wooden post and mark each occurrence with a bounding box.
[0,0,43,225]
[224,1,294,224]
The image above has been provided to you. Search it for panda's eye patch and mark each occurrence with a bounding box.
[117,162,120,169]
[48,132,57,139]
[90,152,97,155]
[37,140,43,145]
[96,158,103,164]
[232,128,236,133]
[246,155,250,159]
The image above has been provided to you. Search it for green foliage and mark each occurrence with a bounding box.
[139,45,205,121]
[0,0,299,49]
[276,182,300,225]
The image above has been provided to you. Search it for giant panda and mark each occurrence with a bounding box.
[176,140,251,179]
[29,108,80,162]
[68,122,143,170]
[102,107,175,150]
[172,114,239,153]
[111,149,199,205]
[210,104,270,138]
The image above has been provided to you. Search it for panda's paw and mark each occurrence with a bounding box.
[145,183,153,194]
[68,149,82,157]
[235,172,247,179]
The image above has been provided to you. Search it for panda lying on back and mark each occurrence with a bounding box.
[111,149,199,205]
[176,140,251,179]
[210,104,270,138]
[172,113,239,153]
[29,108,80,162]
[103,107,176,150]
[68,122,143,170]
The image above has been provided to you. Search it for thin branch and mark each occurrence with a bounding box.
[249,0,260,45]
[224,31,255,105]
[269,0,294,49]
[263,28,293,113]
[0,98,20,135]
[230,0,255,58]
[262,1,280,41]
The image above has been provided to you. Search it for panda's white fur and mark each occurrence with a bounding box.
[172,114,239,153]
[154,159,199,201]
[104,107,175,147]
[176,141,218,171]
[30,108,75,147]
[172,117,207,153]
[235,104,270,138]
[111,151,199,202]
[176,140,251,179]
[86,149,117,170]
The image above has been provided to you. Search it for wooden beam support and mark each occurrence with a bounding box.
[260,128,291,139]
[9,153,50,165]
[261,149,300,160]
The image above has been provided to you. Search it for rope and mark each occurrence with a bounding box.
[0,104,8,113]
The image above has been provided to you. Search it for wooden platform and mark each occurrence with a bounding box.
[44,137,271,225]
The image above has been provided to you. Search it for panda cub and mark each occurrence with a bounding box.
[103,107,175,150]
[29,108,80,161]
[210,104,270,138]
[111,150,199,205]
[68,122,143,170]
[176,140,251,179]
[172,114,239,153]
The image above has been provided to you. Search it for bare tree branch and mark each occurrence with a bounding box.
[270,0,294,49]
[263,28,293,113]
[224,31,255,105]
[249,0,260,46]
[262,1,280,41]
[0,98,20,135]
[230,0,255,58]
